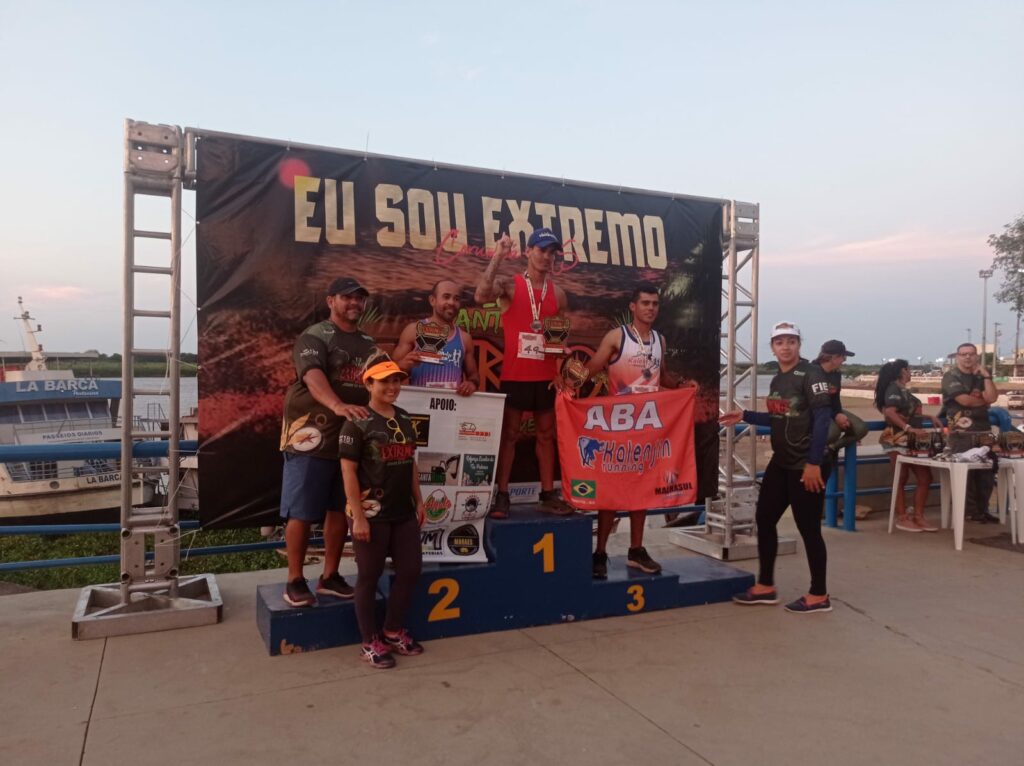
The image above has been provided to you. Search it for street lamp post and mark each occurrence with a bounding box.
[980,269,993,368]
[1015,310,1021,378]
[966,327,972,343]
[994,321,1002,376]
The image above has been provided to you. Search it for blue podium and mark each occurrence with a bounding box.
[256,508,753,655]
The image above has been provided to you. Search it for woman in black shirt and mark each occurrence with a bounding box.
[721,321,834,614]
[340,357,425,669]
[874,359,940,532]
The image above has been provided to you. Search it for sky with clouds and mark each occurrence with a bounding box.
[0,0,1022,364]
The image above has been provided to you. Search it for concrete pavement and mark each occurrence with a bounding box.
[2,512,1022,766]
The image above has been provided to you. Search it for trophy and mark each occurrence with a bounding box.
[999,431,1024,458]
[561,357,590,391]
[542,315,571,355]
[908,431,931,458]
[415,320,450,364]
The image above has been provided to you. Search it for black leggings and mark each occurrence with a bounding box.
[756,460,831,596]
[352,515,423,643]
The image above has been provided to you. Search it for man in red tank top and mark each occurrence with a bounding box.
[475,227,573,517]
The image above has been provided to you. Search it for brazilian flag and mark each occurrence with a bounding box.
[570,480,597,499]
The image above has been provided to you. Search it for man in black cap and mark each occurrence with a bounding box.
[813,339,868,456]
[279,277,378,607]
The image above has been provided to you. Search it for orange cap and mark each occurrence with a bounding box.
[362,360,409,383]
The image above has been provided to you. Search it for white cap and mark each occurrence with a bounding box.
[770,320,801,340]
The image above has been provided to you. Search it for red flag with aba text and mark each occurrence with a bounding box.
[555,388,697,511]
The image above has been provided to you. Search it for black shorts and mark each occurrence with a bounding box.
[500,380,556,413]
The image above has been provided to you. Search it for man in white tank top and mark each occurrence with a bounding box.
[584,282,675,578]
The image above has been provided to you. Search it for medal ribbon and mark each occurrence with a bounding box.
[524,271,549,330]
[629,324,655,377]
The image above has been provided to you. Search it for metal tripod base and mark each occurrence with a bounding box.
[668,528,797,561]
[72,574,222,640]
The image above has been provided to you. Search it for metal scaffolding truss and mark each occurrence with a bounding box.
[671,201,792,560]
[72,120,221,638]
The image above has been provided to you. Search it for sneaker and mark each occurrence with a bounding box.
[784,596,832,614]
[732,587,779,605]
[912,516,938,532]
[283,577,316,607]
[627,546,662,574]
[361,638,396,669]
[383,629,424,656]
[317,572,354,599]
[968,512,999,524]
[489,491,511,520]
[537,489,575,516]
[895,517,922,533]
[592,551,609,580]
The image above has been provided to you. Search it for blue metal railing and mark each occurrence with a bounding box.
[743,418,944,532]
[0,421,929,574]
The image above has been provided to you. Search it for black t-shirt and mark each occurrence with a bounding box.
[941,368,989,432]
[765,360,832,469]
[811,362,843,415]
[883,382,923,427]
[337,406,417,523]
[279,321,378,459]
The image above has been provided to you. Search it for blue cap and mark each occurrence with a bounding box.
[526,227,562,251]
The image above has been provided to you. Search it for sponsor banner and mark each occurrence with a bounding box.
[555,388,697,511]
[0,378,119,403]
[397,386,503,563]
[19,427,121,445]
[194,132,723,526]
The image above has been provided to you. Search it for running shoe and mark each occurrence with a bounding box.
[784,596,832,614]
[592,551,609,580]
[732,588,779,605]
[912,516,938,532]
[895,517,922,533]
[361,638,396,669]
[490,491,511,520]
[383,629,424,656]
[537,489,575,516]
[968,512,1000,524]
[283,577,316,607]
[627,546,662,574]
[316,572,354,599]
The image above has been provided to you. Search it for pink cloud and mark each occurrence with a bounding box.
[26,285,87,300]
[768,230,988,266]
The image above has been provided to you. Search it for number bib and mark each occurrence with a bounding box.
[517,331,545,360]
[629,384,659,394]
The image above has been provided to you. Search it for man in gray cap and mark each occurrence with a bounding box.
[813,339,868,456]
[279,276,379,607]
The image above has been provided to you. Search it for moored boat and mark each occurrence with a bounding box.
[0,299,156,521]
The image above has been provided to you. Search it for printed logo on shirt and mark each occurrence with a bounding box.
[766,396,792,416]
[289,426,323,452]
[810,382,830,396]
[379,443,416,462]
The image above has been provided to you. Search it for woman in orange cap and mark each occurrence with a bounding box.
[339,354,426,668]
